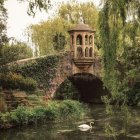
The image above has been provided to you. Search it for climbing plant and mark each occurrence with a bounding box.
[10,55,61,92]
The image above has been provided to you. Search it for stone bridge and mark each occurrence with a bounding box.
[49,23,108,103]
[9,23,108,103]
[50,51,107,103]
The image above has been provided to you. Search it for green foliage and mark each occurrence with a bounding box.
[116,45,140,105]
[0,0,8,63]
[53,32,66,51]
[20,77,37,92]
[54,79,80,100]
[0,100,87,128]
[29,1,99,56]
[120,105,132,136]
[99,0,140,103]
[0,41,33,65]
[58,100,87,120]
[17,0,51,16]
[58,1,98,27]
[99,0,140,137]
[127,82,140,106]
[11,55,60,91]
[0,72,37,91]
[30,17,72,56]
[45,101,60,121]
[0,93,7,112]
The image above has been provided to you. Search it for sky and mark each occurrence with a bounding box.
[4,0,100,43]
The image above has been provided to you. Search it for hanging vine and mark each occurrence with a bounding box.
[99,0,140,102]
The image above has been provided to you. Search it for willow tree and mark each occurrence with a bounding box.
[99,1,140,137]
[99,0,140,103]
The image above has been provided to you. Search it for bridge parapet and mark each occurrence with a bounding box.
[58,52,102,78]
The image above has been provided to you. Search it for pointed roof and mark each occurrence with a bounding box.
[68,23,95,33]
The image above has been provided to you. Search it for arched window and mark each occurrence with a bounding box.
[85,35,88,45]
[89,35,93,45]
[85,47,89,57]
[71,35,74,45]
[76,34,82,45]
[77,47,83,58]
[89,47,93,57]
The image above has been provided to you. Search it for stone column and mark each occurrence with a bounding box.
[92,33,94,58]
[82,33,85,58]
[74,33,77,58]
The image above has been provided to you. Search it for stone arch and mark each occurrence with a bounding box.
[85,35,88,45]
[89,35,93,45]
[89,47,93,57]
[85,47,89,57]
[54,73,109,103]
[77,47,83,58]
[76,34,82,45]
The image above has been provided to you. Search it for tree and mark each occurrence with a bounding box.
[29,1,99,56]
[0,0,8,57]
[0,41,33,65]
[58,1,98,28]
[14,0,51,16]
[99,0,140,101]
[29,17,72,56]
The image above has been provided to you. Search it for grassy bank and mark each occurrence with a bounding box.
[0,100,88,129]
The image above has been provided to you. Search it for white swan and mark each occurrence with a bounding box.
[78,122,94,129]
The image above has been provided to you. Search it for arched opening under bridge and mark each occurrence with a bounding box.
[54,73,109,103]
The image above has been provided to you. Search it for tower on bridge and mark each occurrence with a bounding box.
[68,23,96,74]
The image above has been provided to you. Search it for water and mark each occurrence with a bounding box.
[0,105,140,140]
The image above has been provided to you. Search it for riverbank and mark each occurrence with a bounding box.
[0,105,140,140]
[0,100,88,129]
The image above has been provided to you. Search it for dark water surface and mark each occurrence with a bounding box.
[0,105,140,140]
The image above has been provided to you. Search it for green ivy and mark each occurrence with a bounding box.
[10,55,61,91]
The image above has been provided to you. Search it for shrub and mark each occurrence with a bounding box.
[19,77,37,91]
[45,101,60,121]
[0,100,88,128]
[0,94,7,112]
[59,100,87,120]
[127,82,140,106]
[0,72,37,91]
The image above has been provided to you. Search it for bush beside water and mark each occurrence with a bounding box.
[0,100,88,129]
[0,72,37,91]
[0,94,7,112]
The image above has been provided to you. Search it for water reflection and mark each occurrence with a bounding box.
[0,105,140,140]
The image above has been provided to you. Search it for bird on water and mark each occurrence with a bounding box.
[78,122,94,129]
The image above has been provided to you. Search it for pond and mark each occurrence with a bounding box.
[0,105,140,140]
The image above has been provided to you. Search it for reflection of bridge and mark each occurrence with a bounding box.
[50,23,108,103]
